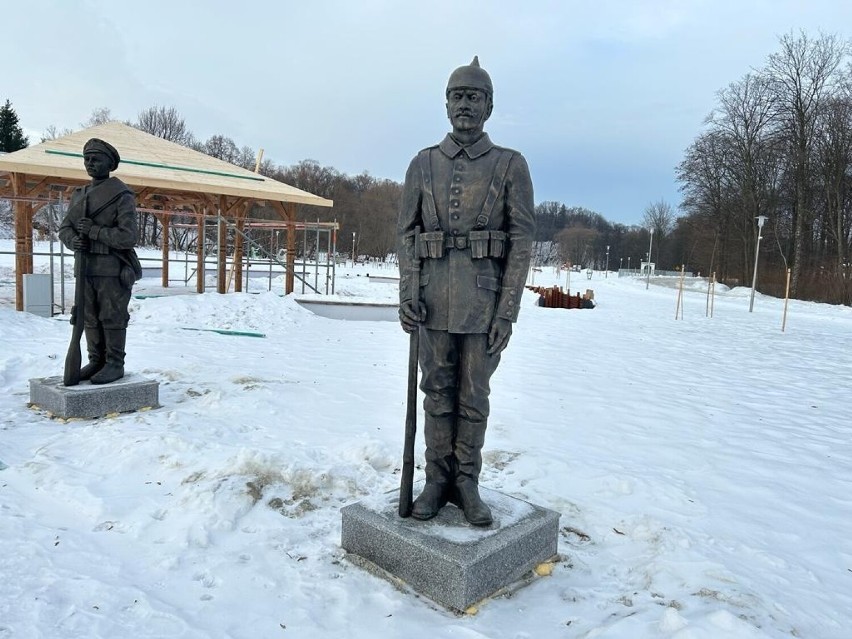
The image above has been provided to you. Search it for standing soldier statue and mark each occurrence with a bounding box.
[397,57,535,526]
[59,138,139,385]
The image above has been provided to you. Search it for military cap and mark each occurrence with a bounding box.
[83,138,120,170]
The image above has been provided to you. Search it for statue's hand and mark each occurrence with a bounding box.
[71,236,89,252]
[76,218,93,235]
[399,299,426,334]
[487,317,513,355]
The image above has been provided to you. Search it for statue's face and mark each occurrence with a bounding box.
[446,88,492,133]
[84,151,112,180]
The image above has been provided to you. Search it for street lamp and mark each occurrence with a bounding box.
[605,245,610,278]
[627,256,631,272]
[645,228,654,290]
[749,215,768,312]
[619,257,623,272]
[352,232,356,268]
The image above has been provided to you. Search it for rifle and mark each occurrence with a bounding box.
[63,193,88,386]
[398,228,421,517]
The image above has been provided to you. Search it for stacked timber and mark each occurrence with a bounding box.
[526,285,595,309]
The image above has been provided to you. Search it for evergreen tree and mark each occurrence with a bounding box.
[0,99,29,152]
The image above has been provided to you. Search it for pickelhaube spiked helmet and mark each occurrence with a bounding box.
[446,56,493,97]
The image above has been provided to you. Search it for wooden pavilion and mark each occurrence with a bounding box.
[0,121,334,310]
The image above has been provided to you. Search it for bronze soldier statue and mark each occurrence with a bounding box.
[397,57,535,526]
[59,138,139,385]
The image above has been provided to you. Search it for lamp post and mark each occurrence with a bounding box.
[605,245,610,278]
[645,228,654,290]
[351,232,356,268]
[627,256,631,273]
[749,215,768,312]
[619,257,623,272]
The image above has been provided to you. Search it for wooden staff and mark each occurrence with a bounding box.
[399,229,422,518]
[63,193,88,386]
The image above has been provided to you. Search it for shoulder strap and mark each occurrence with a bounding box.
[87,177,132,217]
[475,150,515,229]
[418,149,441,231]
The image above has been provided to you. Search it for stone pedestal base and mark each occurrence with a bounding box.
[341,485,559,611]
[29,374,160,419]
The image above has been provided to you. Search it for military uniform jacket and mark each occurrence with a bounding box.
[58,177,137,277]
[398,133,535,333]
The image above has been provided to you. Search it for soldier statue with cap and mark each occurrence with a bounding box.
[58,138,139,385]
[397,57,535,526]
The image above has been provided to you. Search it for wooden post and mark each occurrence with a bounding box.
[196,210,205,294]
[160,213,170,288]
[705,271,711,317]
[285,204,297,295]
[233,214,245,293]
[782,268,791,332]
[217,196,227,294]
[710,271,716,318]
[11,173,33,311]
[675,264,685,319]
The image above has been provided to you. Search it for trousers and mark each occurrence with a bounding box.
[418,329,501,423]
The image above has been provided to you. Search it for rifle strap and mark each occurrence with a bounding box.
[418,150,441,232]
[475,150,514,229]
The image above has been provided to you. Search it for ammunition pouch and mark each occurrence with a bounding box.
[469,230,507,259]
[418,230,508,260]
[420,231,446,258]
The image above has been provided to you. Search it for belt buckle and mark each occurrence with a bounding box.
[455,236,467,250]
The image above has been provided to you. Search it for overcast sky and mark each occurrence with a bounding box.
[4,0,852,225]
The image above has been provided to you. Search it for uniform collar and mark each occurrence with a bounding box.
[438,133,495,159]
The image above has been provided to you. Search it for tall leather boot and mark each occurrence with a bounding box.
[79,327,105,381]
[454,418,493,526]
[412,415,456,520]
[90,329,126,385]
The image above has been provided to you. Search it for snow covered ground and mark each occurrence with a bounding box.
[1,241,851,638]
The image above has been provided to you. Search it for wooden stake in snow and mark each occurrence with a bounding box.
[675,264,685,319]
[782,268,791,332]
[710,271,716,318]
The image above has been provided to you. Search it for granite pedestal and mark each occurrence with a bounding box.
[29,374,160,419]
[341,485,559,611]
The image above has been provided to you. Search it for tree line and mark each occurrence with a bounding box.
[676,31,852,305]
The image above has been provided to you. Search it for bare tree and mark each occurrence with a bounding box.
[813,89,852,270]
[135,105,195,145]
[81,107,112,127]
[40,124,74,142]
[764,30,849,295]
[642,199,675,236]
[641,199,676,267]
[556,226,599,267]
[0,199,12,239]
[203,134,240,164]
[707,73,784,281]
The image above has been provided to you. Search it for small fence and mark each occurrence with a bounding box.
[618,268,695,278]
[527,285,595,309]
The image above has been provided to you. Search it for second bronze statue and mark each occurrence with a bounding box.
[58,138,140,386]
